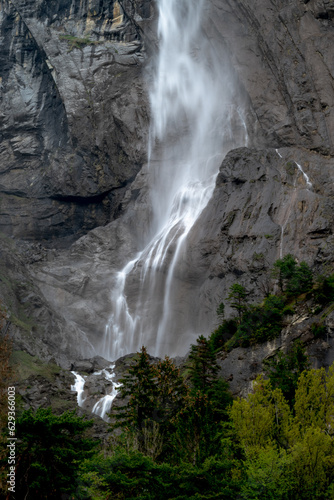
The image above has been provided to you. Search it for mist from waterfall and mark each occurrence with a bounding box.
[100,0,248,360]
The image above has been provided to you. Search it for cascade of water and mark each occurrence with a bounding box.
[99,0,248,360]
[296,163,312,188]
[91,365,122,421]
[71,372,86,407]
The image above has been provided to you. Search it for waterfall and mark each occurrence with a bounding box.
[99,0,248,360]
[296,163,312,189]
[71,372,87,407]
[91,366,122,422]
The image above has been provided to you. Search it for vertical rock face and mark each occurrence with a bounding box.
[205,0,334,154]
[1,0,334,366]
[0,0,153,244]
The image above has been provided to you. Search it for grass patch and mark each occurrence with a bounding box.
[10,313,35,333]
[11,351,60,383]
[59,35,102,51]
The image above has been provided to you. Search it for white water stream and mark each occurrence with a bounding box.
[276,156,313,258]
[71,366,121,421]
[71,372,87,407]
[91,366,122,422]
[98,0,248,360]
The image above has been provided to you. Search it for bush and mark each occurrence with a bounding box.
[311,322,327,339]
[209,319,238,352]
[286,262,313,296]
[313,274,334,306]
[272,255,313,296]
[225,295,286,350]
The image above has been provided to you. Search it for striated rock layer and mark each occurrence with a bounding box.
[0,0,153,244]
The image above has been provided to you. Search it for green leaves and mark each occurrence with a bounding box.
[15,408,97,499]
[227,283,249,320]
[230,364,334,500]
[78,450,241,500]
[188,335,219,392]
[263,341,310,407]
[272,254,313,295]
[225,295,286,350]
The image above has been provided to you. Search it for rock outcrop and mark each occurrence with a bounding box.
[1,0,334,401]
[206,0,334,154]
[0,0,153,244]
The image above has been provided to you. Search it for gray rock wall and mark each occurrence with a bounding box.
[206,0,334,153]
[1,0,334,371]
[0,0,153,244]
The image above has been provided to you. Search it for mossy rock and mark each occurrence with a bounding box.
[11,351,61,383]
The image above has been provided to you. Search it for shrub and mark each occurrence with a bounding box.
[225,295,286,350]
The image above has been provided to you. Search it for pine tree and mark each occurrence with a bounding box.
[286,261,313,296]
[113,346,158,434]
[263,340,310,407]
[188,335,219,393]
[227,283,249,321]
[15,408,97,500]
[272,254,297,292]
[155,356,187,425]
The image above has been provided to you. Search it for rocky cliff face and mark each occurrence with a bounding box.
[1,0,334,397]
[0,0,152,244]
[206,0,334,154]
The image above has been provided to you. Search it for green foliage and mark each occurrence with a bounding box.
[111,347,190,460]
[227,283,249,320]
[230,377,291,453]
[209,319,237,352]
[286,261,313,296]
[272,254,297,291]
[15,408,97,499]
[216,301,225,319]
[113,346,158,435]
[218,255,328,352]
[225,295,286,350]
[240,446,295,500]
[263,340,310,406]
[59,34,101,51]
[230,364,334,500]
[187,335,219,392]
[311,322,327,338]
[272,254,313,295]
[313,274,334,306]
[78,450,241,500]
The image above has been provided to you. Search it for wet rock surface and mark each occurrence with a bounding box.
[1,0,334,408]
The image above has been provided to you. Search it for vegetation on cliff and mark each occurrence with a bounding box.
[3,339,334,500]
[210,254,334,352]
[1,255,334,499]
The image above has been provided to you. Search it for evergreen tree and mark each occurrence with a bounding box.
[263,340,310,407]
[313,273,334,305]
[155,356,187,426]
[15,408,97,500]
[227,283,249,321]
[286,261,313,296]
[216,301,225,321]
[113,346,158,435]
[172,390,212,465]
[209,318,238,352]
[188,335,219,393]
[272,254,297,292]
[154,356,188,460]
